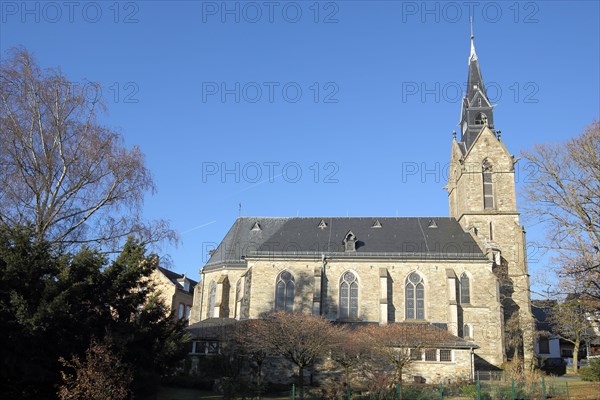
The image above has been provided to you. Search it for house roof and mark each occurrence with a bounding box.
[157,266,197,293]
[532,299,557,333]
[394,322,479,349]
[204,217,487,269]
[186,318,238,339]
[186,319,478,349]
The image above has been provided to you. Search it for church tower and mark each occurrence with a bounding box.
[447,26,535,368]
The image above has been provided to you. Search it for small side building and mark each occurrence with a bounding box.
[151,266,197,322]
[185,319,478,385]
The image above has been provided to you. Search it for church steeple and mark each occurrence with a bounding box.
[469,18,477,62]
[459,20,494,151]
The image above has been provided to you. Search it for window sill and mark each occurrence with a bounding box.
[413,360,455,364]
[337,317,361,322]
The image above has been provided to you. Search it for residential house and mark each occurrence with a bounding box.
[151,266,197,322]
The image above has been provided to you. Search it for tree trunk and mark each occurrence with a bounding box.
[572,341,580,374]
[345,366,349,387]
[257,361,263,399]
[298,365,304,400]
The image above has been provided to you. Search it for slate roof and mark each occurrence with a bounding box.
[186,318,237,339]
[531,299,557,333]
[391,322,479,349]
[186,319,477,349]
[204,217,487,270]
[157,266,197,293]
[459,32,495,152]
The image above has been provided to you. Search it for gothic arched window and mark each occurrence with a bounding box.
[460,273,471,304]
[475,112,487,125]
[208,280,217,318]
[463,323,472,339]
[405,272,425,320]
[275,271,295,312]
[482,159,494,209]
[339,271,359,319]
[234,278,243,319]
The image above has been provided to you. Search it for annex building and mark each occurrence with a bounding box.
[189,30,535,383]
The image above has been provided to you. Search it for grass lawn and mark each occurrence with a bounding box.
[545,379,600,400]
[157,386,220,400]
[157,381,600,400]
[156,386,289,400]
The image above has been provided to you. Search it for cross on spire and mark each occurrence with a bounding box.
[458,19,495,150]
[469,16,478,63]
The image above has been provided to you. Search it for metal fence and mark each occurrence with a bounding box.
[288,378,600,400]
[475,370,504,382]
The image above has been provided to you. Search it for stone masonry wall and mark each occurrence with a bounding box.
[199,256,504,368]
[448,126,535,367]
[150,269,194,321]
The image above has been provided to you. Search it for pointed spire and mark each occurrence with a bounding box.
[469,17,478,63]
[458,20,495,151]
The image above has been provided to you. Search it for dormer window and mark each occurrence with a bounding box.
[372,220,382,228]
[317,220,327,230]
[251,222,261,231]
[343,231,357,252]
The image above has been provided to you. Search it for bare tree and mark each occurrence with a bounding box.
[362,323,454,387]
[522,121,600,298]
[0,48,176,251]
[362,324,423,386]
[505,313,524,361]
[330,326,369,389]
[249,311,340,399]
[549,296,598,373]
[235,319,268,395]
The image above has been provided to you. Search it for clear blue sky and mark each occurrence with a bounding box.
[2,1,599,293]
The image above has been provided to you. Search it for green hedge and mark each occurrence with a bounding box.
[579,359,600,381]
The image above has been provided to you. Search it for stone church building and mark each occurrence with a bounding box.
[189,31,534,382]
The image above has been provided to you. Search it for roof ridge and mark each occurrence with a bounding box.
[237,216,456,220]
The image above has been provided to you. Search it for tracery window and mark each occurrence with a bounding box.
[208,280,216,318]
[405,272,425,320]
[275,271,295,312]
[482,159,494,209]
[460,273,471,304]
[339,271,359,319]
[234,278,242,319]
